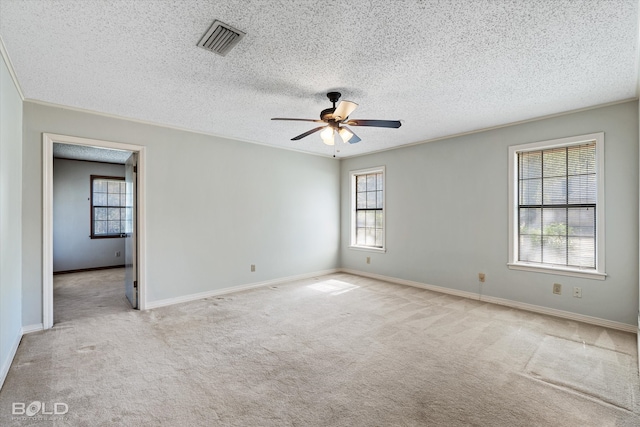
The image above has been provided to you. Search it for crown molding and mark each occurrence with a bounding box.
[0,35,25,100]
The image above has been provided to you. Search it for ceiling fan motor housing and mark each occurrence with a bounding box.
[321,108,336,121]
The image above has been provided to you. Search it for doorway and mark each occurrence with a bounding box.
[43,133,146,329]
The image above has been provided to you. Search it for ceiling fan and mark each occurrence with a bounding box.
[271,92,401,146]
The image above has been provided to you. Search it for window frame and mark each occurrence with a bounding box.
[90,175,127,239]
[507,132,606,280]
[349,166,386,252]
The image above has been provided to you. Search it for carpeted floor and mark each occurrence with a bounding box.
[0,270,638,426]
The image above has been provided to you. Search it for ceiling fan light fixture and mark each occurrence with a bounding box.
[338,127,354,144]
[320,127,335,145]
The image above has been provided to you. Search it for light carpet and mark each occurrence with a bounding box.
[0,270,638,426]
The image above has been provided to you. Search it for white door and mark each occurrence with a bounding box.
[124,153,138,308]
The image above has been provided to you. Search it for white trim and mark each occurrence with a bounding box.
[507,263,606,280]
[21,324,44,334]
[340,268,636,333]
[25,99,335,159]
[0,328,22,391]
[42,133,148,329]
[146,269,339,310]
[0,35,25,100]
[507,132,605,279]
[348,245,386,253]
[338,98,636,159]
[349,166,386,251]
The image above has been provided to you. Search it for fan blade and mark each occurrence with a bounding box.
[339,126,361,144]
[291,126,327,141]
[332,101,358,121]
[272,118,324,123]
[345,119,402,128]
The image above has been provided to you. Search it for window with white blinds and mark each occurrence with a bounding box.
[350,167,385,251]
[508,133,605,279]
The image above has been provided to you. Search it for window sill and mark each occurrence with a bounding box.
[349,245,386,253]
[507,262,606,280]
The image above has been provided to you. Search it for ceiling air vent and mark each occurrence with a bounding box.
[197,20,245,56]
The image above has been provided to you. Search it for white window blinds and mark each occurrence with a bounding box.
[518,142,596,268]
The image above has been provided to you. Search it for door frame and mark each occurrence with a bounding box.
[42,133,147,329]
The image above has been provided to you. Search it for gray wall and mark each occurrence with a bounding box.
[341,101,639,325]
[0,54,23,381]
[53,158,125,272]
[22,101,340,325]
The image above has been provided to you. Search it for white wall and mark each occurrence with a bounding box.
[341,101,639,326]
[53,158,125,272]
[0,52,23,385]
[22,102,340,325]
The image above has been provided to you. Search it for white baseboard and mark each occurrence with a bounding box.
[146,269,340,310]
[341,269,637,333]
[0,328,22,391]
[22,324,44,334]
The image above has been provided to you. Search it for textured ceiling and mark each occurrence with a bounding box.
[1,0,638,158]
[53,143,131,164]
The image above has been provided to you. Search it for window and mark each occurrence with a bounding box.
[350,167,385,251]
[90,175,130,239]
[508,133,605,279]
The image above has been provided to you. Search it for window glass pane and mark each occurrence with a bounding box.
[356,192,366,209]
[519,151,541,179]
[124,220,133,234]
[567,175,596,204]
[542,177,566,204]
[376,173,383,190]
[107,181,120,193]
[543,147,566,178]
[356,211,365,228]
[108,221,121,234]
[95,220,107,235]
[108,207,120,220]
[519,235,541,263]
[94,207,107,221]
[567,207,595,237]
[568,237,595,268]
[93,193,107,206]
[366,174,376,190]
[356,176,367,192]
[568,143,595,175]
[120,181,126,193]
[519,178,541,205]
[356,228,366,245]
[366,191,376,208]
[375,211,383,228]
[542,208,567,235]
[365,228,376,246]
[376,191,383,209]
[375,229,383,247]
[108,193,120,206]
[365,211,375,228]
[519,208,541,236]
[93,180,106,193]
[542,236,567,265]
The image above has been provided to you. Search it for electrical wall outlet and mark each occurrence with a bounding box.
[115,251,121,257]
[366,257,371,264]
[573,287,582,298]
[553,283,562,295]
[250,264,255,272]
[478,273,485,283]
